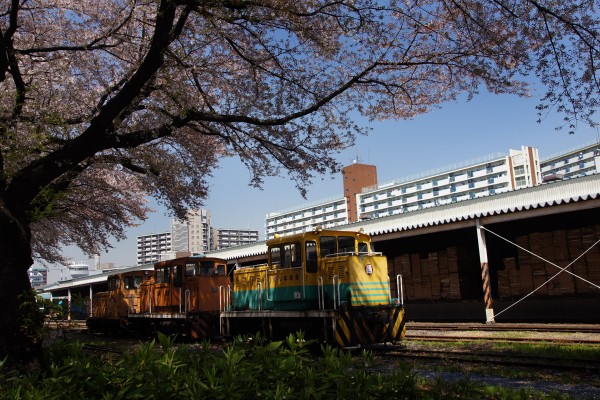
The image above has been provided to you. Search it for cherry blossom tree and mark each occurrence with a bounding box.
[0,0,598,363]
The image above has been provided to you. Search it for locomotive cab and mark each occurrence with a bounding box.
[142,256,230,314]
[87,270,151,333]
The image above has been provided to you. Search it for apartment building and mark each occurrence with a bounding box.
[541,141,600,181]
[265,196,349,239]
[136,232,171,265]
[358,146,540,219]
[264,146,541,237]
[213,228,260,250]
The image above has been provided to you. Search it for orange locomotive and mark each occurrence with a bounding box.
[87,256,231,339]
[87,269,152,334]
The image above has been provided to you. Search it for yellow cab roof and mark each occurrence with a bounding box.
[266,229,371,246]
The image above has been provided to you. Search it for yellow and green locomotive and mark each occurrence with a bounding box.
[221,228,406,347]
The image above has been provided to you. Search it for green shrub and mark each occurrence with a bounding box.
[0,332,573,400]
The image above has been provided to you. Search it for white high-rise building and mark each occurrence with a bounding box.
[266,197,349,239]
[264,146,541,237]
[541,141,600,181]
[186,209,212,253]
[357,146,540,219]
[136,232,171,265]
[213,228,260,249]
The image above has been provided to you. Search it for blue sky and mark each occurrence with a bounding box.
[60,90,599,268]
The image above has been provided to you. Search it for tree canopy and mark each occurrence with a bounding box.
[1,0,599,263]
[0,0,599,362]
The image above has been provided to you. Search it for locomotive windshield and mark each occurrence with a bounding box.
[269,243,301,268]
[320,235,357,257]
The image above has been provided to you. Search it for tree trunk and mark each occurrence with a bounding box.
[0,205,38,365]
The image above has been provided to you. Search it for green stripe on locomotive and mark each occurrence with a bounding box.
[234,280,392,310]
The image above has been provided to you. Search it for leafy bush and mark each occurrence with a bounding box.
[0,332,572,399]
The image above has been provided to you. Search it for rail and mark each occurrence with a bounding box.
[324,251,383,258]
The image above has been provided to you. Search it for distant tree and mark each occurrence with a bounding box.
[0,0,598,363]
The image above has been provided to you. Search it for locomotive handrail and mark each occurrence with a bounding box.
[129,295,135,313]
[219,285,226,312]
[387,276,392,304]
[332,275,340,310]
[324,251,384,258]
[185,290,191,313]
[265,270,272,301]
[179,288,182,314]
[396,274,404,306]
[257,281,262,311]
[317,276,324,310]
[219,285,233,312]
[148,292,152,314]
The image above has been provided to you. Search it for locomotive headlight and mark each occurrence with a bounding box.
[365,264,373,275]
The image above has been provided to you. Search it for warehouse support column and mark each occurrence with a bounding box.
[476,219,495,323]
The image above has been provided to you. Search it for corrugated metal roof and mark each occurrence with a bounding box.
[39,264,154,292]
[207,241,268,261]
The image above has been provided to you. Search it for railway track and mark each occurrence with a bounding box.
[406,322,600,334]
[405,334,600,345]
[381,346,600,373]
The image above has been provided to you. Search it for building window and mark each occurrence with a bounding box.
[514,165,525,175]
[467,170,474,178]
[450,185,456,193]
[515,176,526,187]
[487,177,494,184]
[416,184,421,190]
[468,182,475,189]
[486,164,493,173]
[417,193,423,200]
